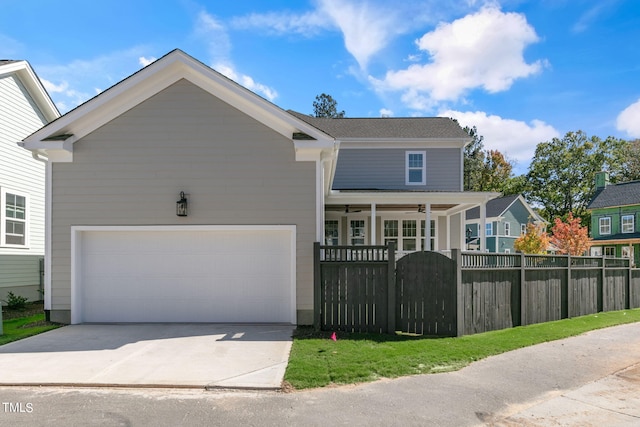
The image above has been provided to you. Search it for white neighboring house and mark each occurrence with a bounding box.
[0,60,59,304]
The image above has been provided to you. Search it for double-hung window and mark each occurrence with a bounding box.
[1,189,28,247]
[324,220,339,245]
[350,220,366,245]
[599,217,611,235]
[504,222,511,236]
[485,222,493,237]
[383,220,398,247]
[405,151,426,185]
[622,215,634,234]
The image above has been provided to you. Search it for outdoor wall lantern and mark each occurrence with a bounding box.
[176,191,188,217]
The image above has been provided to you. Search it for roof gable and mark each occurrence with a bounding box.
[21,50,333,162]
[466,194,544,223]
[587,180,640,209]
[0,60,59,123]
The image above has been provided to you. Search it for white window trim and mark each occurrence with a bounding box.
[604,246,616,257]
[622,215,634,234]
[486,222,493,237]
[405,151,426,185]
[504,222,511,236]
[0,188,30,248]
[599,217,611,235]
[521,223,527,235]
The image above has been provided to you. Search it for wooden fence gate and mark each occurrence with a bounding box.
[396,251,458,336]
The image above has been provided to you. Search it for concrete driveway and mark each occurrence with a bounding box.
[0,324,294,389]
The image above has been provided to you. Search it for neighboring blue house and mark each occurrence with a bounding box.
[0,60,59,304]
[465,194,546,253]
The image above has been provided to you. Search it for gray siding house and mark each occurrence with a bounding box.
[22,50,498,325]
[0,60,59,304]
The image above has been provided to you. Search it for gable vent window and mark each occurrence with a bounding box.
[406,151,426,185]
[1,189,28,247]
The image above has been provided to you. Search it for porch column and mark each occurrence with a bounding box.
[446,215,451,250]
[479,201,487,252]
[424,203,431,251]
[370,203,377,245]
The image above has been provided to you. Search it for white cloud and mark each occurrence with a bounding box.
[231,10,330,36]
[379,108,394,117]
[139,56,156,67]
[317,0,398,69]
[196,11,278,101]
[440,110,560,172]
[373,6,545,108]
[230,1,471,70]
[37,48,150,112]
[616,99,640,138]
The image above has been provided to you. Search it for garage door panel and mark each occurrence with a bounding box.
[77,228,294,323]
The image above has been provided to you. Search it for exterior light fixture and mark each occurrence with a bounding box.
[176,191,188,217]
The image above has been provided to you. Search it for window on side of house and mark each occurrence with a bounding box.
[486,222,493,236]
[325,220,339,245]
[383,220,398,247]
[1,189,28,247]
[405,151,426,185]
[599,217,611,235]
[604,246,616,257]
[521,223,527,235]
[350,220,366,245]
[402,220,417,251]
[622,246,634,259]
[622,215,634,233]
[504,222,510,236]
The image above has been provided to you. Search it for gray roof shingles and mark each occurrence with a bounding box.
[466,194,520,220]
[288,110,470,140]
[587,181,640,209]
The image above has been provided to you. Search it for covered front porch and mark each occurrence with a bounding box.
[322,191,499,258]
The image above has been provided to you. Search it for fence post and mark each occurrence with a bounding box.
[626,257,631,310]
[387,241,396,334]
[599,256,605,312]
[313,242,321,331]
[453,249,464,337]
[520,253,526,326]
[565,255,572,319]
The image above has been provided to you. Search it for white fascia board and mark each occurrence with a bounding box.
[339,138,467,149]
[326,190,501,205]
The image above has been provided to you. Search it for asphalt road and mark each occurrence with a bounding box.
[1,322,639,426]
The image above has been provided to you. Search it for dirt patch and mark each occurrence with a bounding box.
[1,301,45,320]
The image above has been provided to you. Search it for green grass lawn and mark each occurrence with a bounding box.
[0,314,61,346]
[285,308,640,390]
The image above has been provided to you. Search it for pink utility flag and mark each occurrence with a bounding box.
[331,332,337,341]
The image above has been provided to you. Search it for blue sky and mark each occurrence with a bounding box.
[2,0,639,174]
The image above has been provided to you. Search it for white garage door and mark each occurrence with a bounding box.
[74,226,295,324]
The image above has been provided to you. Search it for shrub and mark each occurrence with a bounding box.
[3,292,28,310]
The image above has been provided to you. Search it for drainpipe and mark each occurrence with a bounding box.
[29,151,52,320]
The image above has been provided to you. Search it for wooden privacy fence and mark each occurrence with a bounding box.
[314,243,640,336]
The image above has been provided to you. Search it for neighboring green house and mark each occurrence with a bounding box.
[465,194,546,253]
[587,171,640,266]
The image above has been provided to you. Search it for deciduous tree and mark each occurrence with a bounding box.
[514,222,550,254]
[525,131,627,223]
[550,213,592,256]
